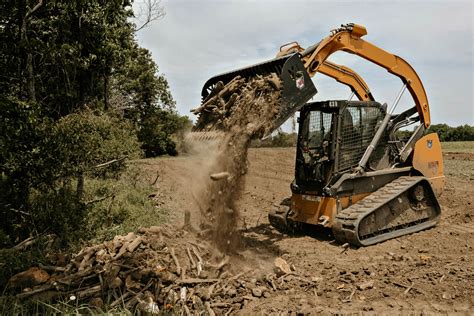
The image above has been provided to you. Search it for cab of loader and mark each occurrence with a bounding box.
[294,100,388,194]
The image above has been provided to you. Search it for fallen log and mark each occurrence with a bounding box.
[8,267,50,288]
[94,157,126,169]
[85,194,115,205]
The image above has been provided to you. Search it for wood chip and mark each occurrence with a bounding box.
[113,241,130,260]
[127,236,143,253]
[170,247,181,275]
[186,247,196,268]
[210,172,230,181]
[177,278,219,285]
[403,282,414,295]
[204,302,216,316]
[77,285,101,299]
[191,246,203,264]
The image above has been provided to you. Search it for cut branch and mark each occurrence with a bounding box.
[85,194,115,205]
[170,247,181,275]
[25,0,43,20]
[94,157,127,169]
[12,236,36,251]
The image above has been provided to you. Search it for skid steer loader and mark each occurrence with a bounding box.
[191,23,444,246]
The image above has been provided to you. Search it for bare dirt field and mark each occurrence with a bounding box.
[139,146,474,314]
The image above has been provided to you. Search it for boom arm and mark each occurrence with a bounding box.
[318,61,374,101]
[301,23,430,127]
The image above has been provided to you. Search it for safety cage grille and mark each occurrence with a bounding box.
[338,106,383,171]
[308,111,333,148]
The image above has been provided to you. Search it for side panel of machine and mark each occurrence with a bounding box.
[412,133,445,196]
[290,193,369,226]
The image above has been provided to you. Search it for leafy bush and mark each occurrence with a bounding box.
[28,186,85,244]
[82,165,169,242]
[50,109,141,178]
[0,101,142,245]
[138,108,192,157]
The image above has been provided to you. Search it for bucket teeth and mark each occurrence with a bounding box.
[185,130,225,143]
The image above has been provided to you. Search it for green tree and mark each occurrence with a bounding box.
[0,96,47,240]
[112,44,189,156]
[427,124,474,141]
[0,0,190,246]
[138,108,191,157]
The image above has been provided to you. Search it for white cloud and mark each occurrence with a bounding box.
[135,0,473,126]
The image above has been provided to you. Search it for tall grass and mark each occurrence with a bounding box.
[441,141,474,153]
[82,164,169,243]
[0,296,134,315]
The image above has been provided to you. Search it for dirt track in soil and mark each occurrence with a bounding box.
[141,148,474,314]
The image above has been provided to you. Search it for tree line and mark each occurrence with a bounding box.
[425,124,474,142]
[394,124,474,142]
[0,1,189,247]
[256,124,474,148]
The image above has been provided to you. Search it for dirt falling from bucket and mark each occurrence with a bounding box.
[193,74,282,252]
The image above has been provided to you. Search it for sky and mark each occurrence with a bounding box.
[134,0,473,127]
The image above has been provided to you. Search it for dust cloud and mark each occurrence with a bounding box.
[187,74,282,252]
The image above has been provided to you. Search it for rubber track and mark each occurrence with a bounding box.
[333,176,440,247]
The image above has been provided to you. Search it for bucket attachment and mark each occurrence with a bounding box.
[191,53,317,139]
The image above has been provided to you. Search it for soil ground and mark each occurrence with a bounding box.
[141,147,474,314]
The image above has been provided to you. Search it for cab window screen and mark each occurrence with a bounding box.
[308,111,332,148]
[338,107,381,170]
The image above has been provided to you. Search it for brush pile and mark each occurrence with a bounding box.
[8,225,314,314]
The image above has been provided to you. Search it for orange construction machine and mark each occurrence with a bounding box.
[193,23,444,246]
